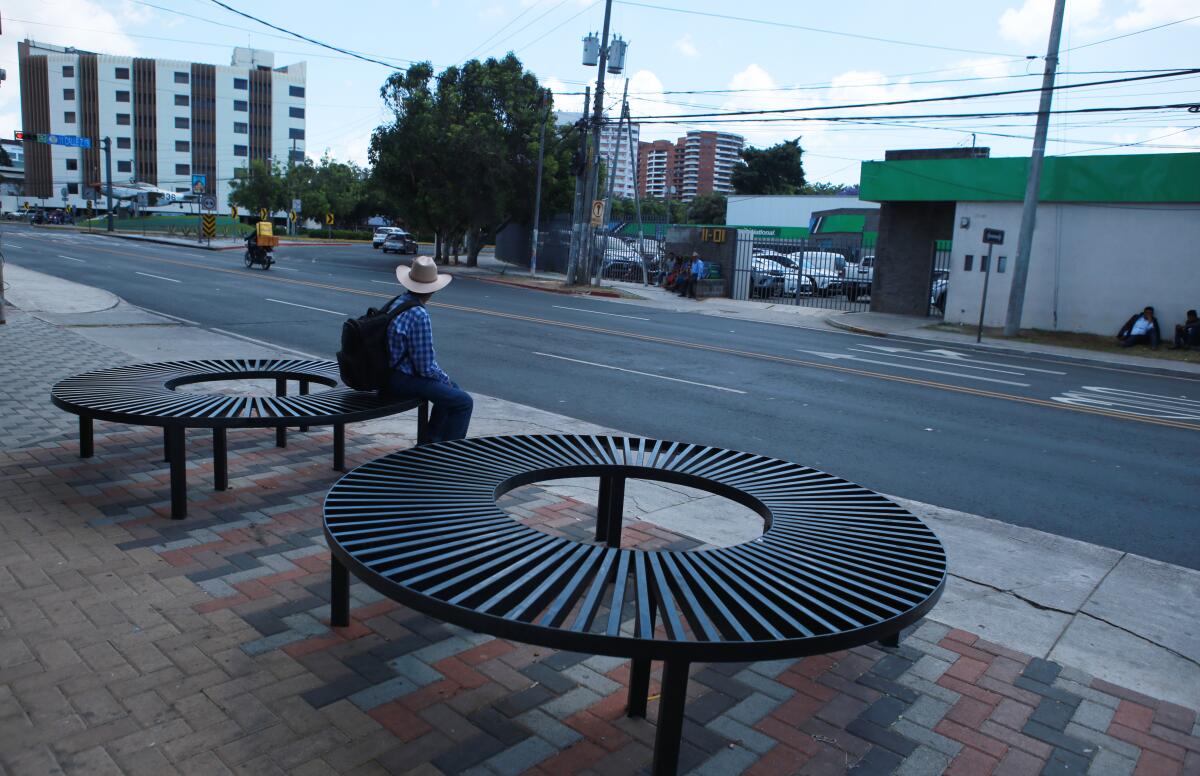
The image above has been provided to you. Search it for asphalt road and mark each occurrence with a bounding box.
[5,226,1198,569]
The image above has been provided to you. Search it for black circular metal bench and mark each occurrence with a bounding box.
[52,359,427,519]
[323,434,947,775]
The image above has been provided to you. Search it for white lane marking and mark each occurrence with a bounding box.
[797,350,1031,387]
[552,305,650,321]
[135,271,181,283]
[858,344,1067,375]
[534,352,746,394]
[1052,386,1200,420]
[58,255,86,263]
[210,328,323,359]
[265,298,345,316]
[370,280,401,286]
[849,347,1027,376]
[272,266,299,272]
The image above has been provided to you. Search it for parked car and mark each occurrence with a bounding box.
[791,251,845,296]
[750,256,811,298]
[845,254,874,301]
[931,272,949,312]
[372,226,405,249]
[380,230,418,255]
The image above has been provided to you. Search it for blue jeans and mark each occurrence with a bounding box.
[385,372,473,442]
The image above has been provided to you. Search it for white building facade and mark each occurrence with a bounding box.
[18,40,305,213]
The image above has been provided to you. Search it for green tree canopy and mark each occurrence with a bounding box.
[686,193,727,224]
[370,55,563,265]
[731,139,806,195]
[228,159,287,214]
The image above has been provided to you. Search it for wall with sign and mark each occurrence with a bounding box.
[944,201,1200,335]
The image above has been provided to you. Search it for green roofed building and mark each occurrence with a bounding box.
[858,148,1200,335]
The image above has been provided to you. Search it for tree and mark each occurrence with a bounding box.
[800,181,852,195]
[370,55,555,266]
[686,193,727,224]
[228,159,288,214]
[731,139,805,195]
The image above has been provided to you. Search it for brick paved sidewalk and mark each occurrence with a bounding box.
[1,416,1197,776]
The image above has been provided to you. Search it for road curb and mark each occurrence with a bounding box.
[91,231,222,251]
[468,274,624,298]
[825,314,887,338]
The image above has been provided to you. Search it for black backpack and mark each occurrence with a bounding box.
[337,296,419,391]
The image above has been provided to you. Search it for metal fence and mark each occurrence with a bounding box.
[730,235,875,312]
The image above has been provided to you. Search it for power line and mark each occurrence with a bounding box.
[630,70,1200,121]
[1062,13,1200,52]
[457,0,554,63]
[513,0,602,56]
[1051,126,1200,155]
[613,0,1029,57]
[639,104,1196,125]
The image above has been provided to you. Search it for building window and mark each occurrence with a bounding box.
[174,71,189,84]
[175,140,190,153]
[175,163,190,176]
[116,90,130,103]
[116,113,131,126]
[63,88,76,100]
[117,160,132,173]
[289,85,305,98]
[980,254,990,272]
[289,106,305,119]
[997,256,1007,273]
[233,145,248,157]
[233,121,248,134]
[117,137,131,149]
[64,111,77,123]
[963,255,973,272]
[288,128,305,140]
[63,65,75,78]
[175,187,189,194]
[233,100,248,112]
[174,94,189,107]
[67,183,80,194]
[175,117,189,129]
[66,158,78,171]
[115,67,130,80]
[233,77,248,90]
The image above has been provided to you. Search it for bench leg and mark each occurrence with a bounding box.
[416,400,430,445]
[651,660,691,776]
[597,475,626,548]
[275,379,287,448]
[628,658,652,718]
[166,426,187,520]
[163,427,170,462]
[299,380,309,432]
[880,631,900,648]
[79,416,94,458]
[331,555,350,627]
[333,423,345,471]
[213,427,227,491]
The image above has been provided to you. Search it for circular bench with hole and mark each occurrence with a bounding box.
[324,434,947,775]
[52,359,427,519]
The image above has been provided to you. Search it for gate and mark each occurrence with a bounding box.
[929,239,952,317]
[731,234,874,312]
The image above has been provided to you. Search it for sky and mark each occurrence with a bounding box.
[0,0,1196,185]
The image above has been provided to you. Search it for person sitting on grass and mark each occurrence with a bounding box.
[1169,309,1200,350]
[1116,306,1161,349]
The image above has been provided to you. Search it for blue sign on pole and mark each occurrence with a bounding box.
[191,174,207,195]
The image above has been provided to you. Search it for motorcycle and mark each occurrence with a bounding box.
[244,230,276,270]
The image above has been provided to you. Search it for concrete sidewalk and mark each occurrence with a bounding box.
[1,265,1197,775]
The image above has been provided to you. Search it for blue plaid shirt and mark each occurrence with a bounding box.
[386,294,451,385]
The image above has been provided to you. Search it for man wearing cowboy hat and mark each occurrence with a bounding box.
[385,257,473,442]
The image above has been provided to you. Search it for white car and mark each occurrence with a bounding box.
[846,254,874,301]
[790,251,846,296]
[372,226,405,249]
[750,256,811,298]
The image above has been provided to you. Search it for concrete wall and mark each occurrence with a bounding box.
[945,202,1200,335]
[871,201,955,316]
[665,226,737,297]
[726,195,878,228]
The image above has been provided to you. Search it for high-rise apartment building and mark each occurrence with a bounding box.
[556,111,640,200]
[637,130,744,202]
[17,40,305,211]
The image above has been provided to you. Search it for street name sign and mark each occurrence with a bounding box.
[983,228,1005,245]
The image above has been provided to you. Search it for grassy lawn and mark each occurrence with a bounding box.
[929,322,1200,364]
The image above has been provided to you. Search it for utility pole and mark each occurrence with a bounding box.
[626,98,646,285]
[578,0,615,285]
[530,88,550,276]
[593,78,629,285]
[1002,0,1066,337]
[103,137,114,232]
[566,88,590,286]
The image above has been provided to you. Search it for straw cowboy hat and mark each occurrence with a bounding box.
[396,256,452,294]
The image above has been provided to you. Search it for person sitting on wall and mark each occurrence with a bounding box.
[679,252,703,299]
[1116,306,1161,349]
[1168,309,1200,350]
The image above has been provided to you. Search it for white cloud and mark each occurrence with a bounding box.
[998,0,1105,46]
[626,69,668,134]
[479,4,506,21]
[952,56,1026,80]
[1114,0,1200,29]
[0,2,140,141]
[674,34,699,58]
